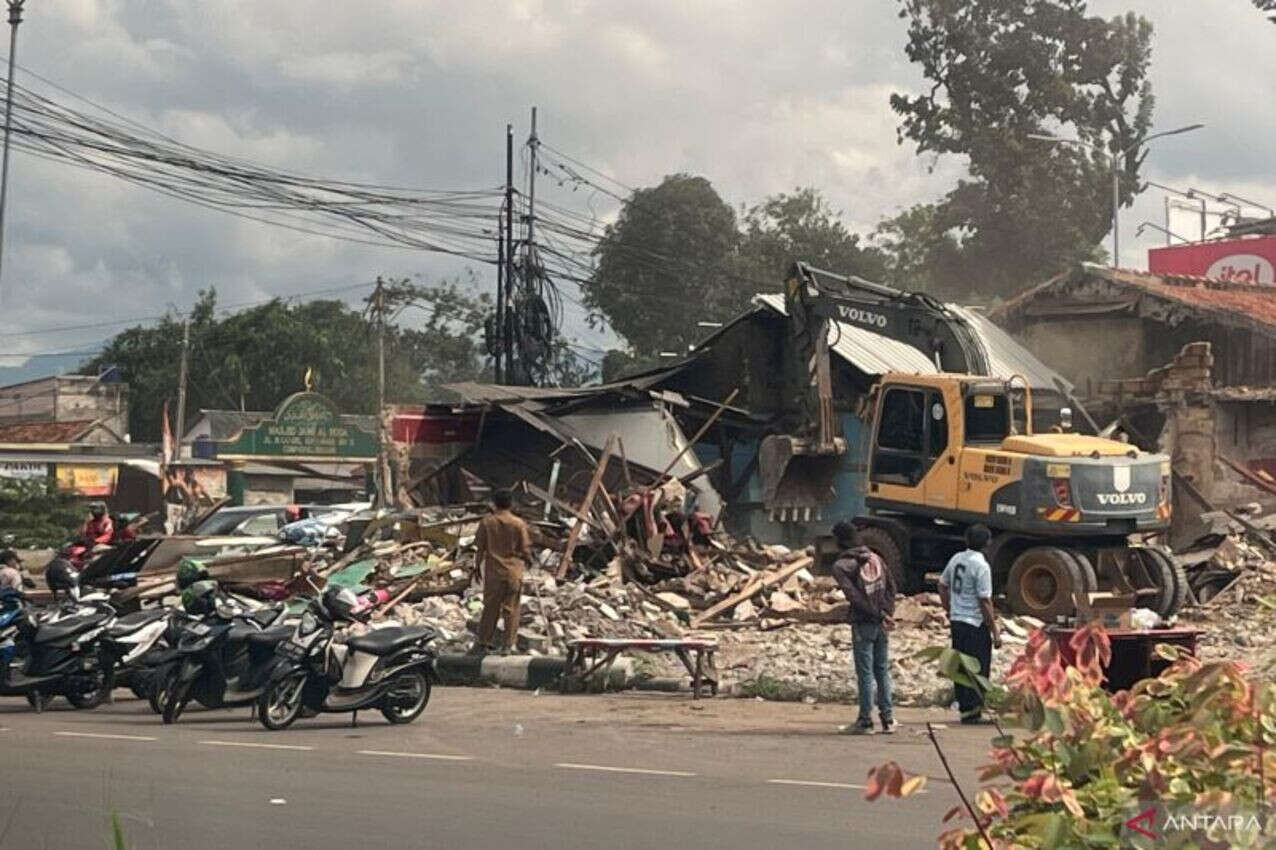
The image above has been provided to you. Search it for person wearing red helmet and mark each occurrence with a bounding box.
[79,502,114,546]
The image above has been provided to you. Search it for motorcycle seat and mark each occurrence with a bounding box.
[108,608,167,637]
[34,610,112,643]
[244,607,281,628]
[227,623,263,644]
[246,625,293,648]
[346,626,435,657]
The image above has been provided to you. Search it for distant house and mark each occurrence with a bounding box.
[0,375,129,440]
[0,408,158,510]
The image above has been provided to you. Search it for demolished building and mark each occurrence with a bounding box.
[990,263,1276,544]
[393,266,1072,548]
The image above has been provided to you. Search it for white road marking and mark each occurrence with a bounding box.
[767,779,866,790]
[198,740,313,751]
[767,778,928,794]
[357,750,473,761]
[54,731,156,742]
[554,762,696,777]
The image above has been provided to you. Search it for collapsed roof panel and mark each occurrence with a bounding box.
[752,293,940,377]
[753,292,1068,391]
[947,305,1072,394]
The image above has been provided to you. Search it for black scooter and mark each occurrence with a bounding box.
[0,591,116,711]
[158,596,291,724]
[257,589,437,731]
[98,607,194,713]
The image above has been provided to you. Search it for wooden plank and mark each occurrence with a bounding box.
[616,437,634,489]
[523,482,607,533]
[1220,453,1276,497]
[690,555,813,626]
[557,435,616,578]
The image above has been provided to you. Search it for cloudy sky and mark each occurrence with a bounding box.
[1,0,1272,382]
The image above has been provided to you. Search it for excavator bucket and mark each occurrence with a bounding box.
[758,434,843,523]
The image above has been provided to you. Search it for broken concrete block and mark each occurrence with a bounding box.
[656,592,691,611]
[766,590,803,614]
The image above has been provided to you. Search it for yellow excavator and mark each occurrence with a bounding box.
[760,263,1184,620]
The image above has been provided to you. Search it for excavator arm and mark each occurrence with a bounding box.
[759,262,990,521]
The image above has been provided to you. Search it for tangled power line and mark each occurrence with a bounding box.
[1,67,504,262]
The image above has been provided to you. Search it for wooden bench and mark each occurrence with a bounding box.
[562,638,719,699]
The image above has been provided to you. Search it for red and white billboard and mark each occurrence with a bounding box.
[1148,236,1276,285]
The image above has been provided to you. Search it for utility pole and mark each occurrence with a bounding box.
[175,318,190,459]
[0,0,26,306]
[369,277,394,507]
[503,122,515,383]
[526,106,538,255]
[1111,167,1120,268]
[495,190,504,384]
[373,278,386,416]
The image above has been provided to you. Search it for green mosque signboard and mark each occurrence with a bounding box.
[216,393,378,461]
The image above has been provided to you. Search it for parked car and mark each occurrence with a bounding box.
[191,503,370,538]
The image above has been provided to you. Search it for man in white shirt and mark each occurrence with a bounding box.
[938,524,1001,724]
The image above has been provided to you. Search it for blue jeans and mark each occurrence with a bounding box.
[852,622,893,725]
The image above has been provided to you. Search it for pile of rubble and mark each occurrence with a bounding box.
[293,482,1276,704]
[307,514,1031,706]
[1177,530,1276,675]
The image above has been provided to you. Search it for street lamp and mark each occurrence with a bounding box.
[1218,192,1276,220]
[1028,122,1204,268]
[0,0,25,306]
[1136,221,1190,245]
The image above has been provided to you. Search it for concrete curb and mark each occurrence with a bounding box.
[434,653,632,691]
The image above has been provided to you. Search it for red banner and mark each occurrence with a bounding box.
[1148,236,1276,286]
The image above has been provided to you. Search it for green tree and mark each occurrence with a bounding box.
[375,276,494,396]
[0,478,87,547]
[83,281,494,442]
[737,188,887,284]
[889,0,1154,299]
[873,203,963,295]
[582,174,742,359]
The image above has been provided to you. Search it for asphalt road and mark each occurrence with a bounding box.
[0,688,993,849]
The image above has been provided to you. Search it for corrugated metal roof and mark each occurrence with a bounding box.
[754,293,1069,391]
[946,305,1072,393]
[445,372,674,405]
[753,293,939,376]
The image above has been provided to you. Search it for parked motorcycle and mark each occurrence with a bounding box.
[257,586,437,731]
[0,582,116,711]
[98,606,194,712]
[157,587,292,724]
[0,588,26,669]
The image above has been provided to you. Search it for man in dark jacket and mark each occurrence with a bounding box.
[831,522,897,734]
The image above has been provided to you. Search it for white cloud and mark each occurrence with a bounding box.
[0,0,1269,366]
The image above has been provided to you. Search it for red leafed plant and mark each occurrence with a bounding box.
[867,623,1276,848]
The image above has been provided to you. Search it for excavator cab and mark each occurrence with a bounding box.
[861,372,1180,620]
[758,262,986,522]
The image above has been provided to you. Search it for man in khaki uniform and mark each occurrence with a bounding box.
[474,489,533,652]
